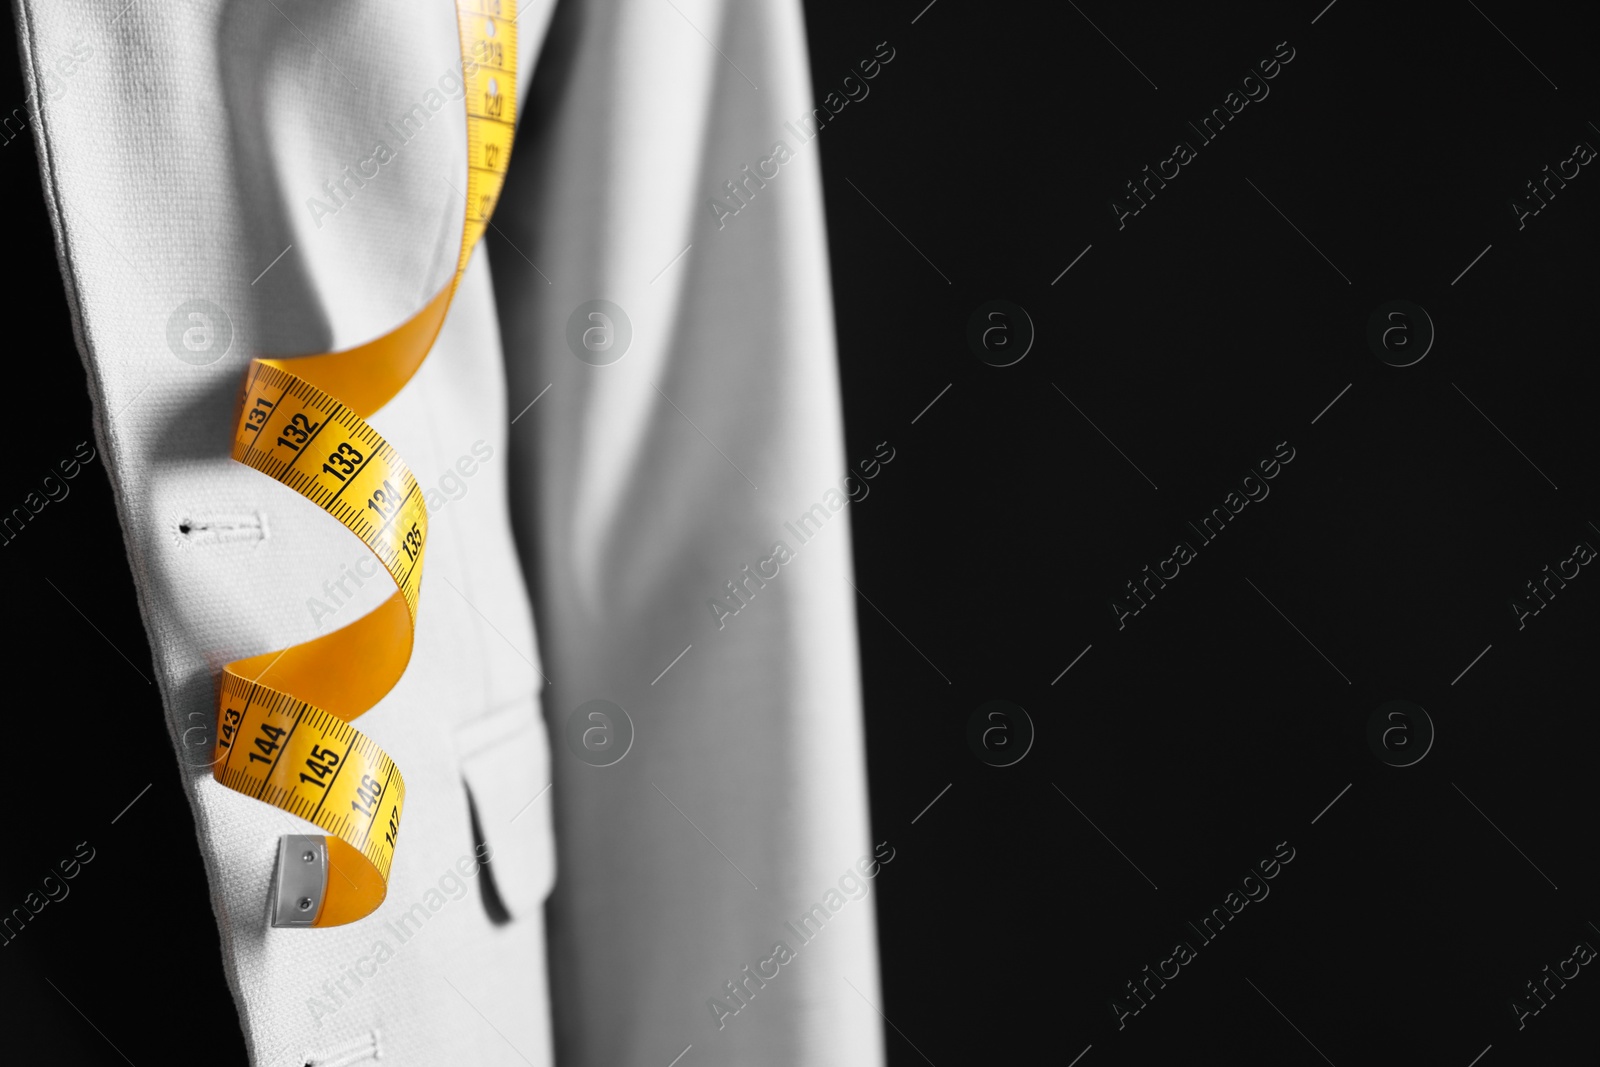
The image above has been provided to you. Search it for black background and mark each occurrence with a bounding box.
[4,0,1598,1063]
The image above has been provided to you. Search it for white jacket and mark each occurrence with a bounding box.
[13,0,882,1063]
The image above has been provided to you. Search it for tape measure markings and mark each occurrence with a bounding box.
[214,0,515,927]
[248,701,305,799]
[218,674,406,883]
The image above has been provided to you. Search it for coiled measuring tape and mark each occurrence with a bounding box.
[214,0,518,929]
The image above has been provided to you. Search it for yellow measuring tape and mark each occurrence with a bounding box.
[213,0,518,929]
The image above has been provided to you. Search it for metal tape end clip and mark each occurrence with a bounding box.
[271,835,328,928]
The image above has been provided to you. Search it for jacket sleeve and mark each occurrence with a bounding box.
[492,0,886,1063]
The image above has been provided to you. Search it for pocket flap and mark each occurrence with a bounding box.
[456,699,555,921]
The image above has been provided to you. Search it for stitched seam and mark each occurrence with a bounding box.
[303,1027,381,1067]
[176,510,271,546]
